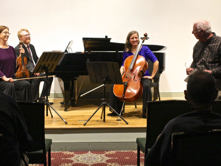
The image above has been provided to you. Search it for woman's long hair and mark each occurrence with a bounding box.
[0,25,9,33]
[124,30,139,52]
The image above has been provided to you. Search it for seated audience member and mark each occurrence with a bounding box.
[146,71,221,166]
[0,25,31,102]
[0,92,31,166]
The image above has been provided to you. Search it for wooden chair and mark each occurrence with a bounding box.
[17,102,52,166]
[171,130,221,166]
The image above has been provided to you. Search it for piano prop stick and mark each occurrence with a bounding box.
[33,51,68,124]
[83,61,128,126]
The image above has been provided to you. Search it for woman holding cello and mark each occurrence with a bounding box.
[0,25,31,102]
[109,30,159,118]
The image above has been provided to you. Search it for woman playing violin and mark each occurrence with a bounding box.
[0,25,31,102]
[109,30,159,118]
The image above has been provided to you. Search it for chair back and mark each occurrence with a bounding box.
[213,100,221,114]
[145,100,221,152]
[147,52,165,75]
[147,58,161,83]
[146,100,190,151]
[171,130,221,166]
[17,103,45,152]
[147,59,162,101]
[0,117,20,166]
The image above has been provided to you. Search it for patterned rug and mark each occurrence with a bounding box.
[31,150,144,166]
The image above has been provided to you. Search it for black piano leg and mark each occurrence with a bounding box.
[64,81,71,111]
[63,79,78,111]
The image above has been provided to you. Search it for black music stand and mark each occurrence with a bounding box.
[83,61,128,126]
[33,51,68,124]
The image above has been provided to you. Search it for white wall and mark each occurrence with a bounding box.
[2,0,221,93]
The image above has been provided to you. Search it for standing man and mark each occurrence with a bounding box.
[15,29,53,102]
[186,20,221,90]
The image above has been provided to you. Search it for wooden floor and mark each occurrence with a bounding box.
[45,98,147,129]
[45,96,185,130]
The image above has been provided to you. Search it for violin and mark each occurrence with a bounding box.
[15,43,30,78]
[113,33,149,102]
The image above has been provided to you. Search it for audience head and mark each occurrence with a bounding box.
[0,25,10,43]
[192,20,212,41]
[185,71,217,108]
[17,28,31,45]
[125,30,139,52]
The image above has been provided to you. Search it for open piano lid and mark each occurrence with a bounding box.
[144,44,166,52]
[83,37,165,52]
[83,37,124,52]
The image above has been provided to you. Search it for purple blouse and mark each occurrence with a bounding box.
[122,46,158,76]
[0,46,16,78]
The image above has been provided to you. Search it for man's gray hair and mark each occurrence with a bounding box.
[194,20,212,33]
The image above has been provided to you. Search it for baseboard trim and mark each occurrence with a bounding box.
[160,92,184,98]
[52,142,137,151]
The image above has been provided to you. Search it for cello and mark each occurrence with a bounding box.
[15,43,30,78]
[113,33,148,102]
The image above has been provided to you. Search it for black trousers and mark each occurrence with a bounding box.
[109,78,152,116]
[30,77,53,101]
[0,80,31,102]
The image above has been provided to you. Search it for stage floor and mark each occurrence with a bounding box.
[45,98,147,130]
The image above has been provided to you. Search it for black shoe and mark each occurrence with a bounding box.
[142,112,147,118]
[142,114,147,118]
[38,98,45,103]
[49,102,54,105]
[38,97,53,105]
[107,112,119,116]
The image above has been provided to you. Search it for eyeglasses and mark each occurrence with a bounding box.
[192,29,202,34]
[21,34,30,37]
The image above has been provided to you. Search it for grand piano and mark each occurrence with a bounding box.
[54,37,165,111]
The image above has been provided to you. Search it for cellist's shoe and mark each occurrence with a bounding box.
[142,111,147,118]
[107,112,119,116]
[38,97,53,105]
